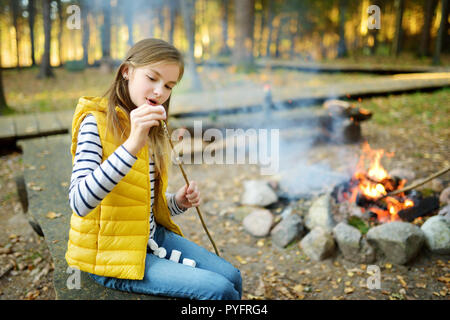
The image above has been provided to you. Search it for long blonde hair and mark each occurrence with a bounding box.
[104,38,184,179]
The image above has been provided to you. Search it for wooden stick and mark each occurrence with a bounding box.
[160,120,220,256]
[379,165,450,199]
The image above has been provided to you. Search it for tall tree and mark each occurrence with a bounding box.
[167,0,177,44]
[38,0,54,78]
[180,0,202,89]
[56,0,64,65]
[10,0,20,67]
[233,0,256,69]
[81,0,90,66]
[0,27,12,115]
[337,0,348,57]
[392,0,405,57]
[433,0,449,65]
[419,0,438,57]
[219,0,231,56]
[265,0,274,57]
[28,0,36,66]
[100,0,113,72]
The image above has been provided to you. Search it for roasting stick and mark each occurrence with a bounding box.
[378,165,450,200]
[159,120,220,256]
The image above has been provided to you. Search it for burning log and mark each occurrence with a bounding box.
[320,99,373,144]
[397,196,440,222]
[323,99,373,122]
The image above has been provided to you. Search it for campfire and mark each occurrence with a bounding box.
[332,142,439,223]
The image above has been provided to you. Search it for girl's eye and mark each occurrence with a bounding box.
[147,76,155,81]
[165,85,173,90]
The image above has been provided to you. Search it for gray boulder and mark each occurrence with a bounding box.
[421,215,450,254]
[366,222,424,265]
[438,204,450,223]
[300,227,336,261]
[270,214,305,248]
[333,222,375,263]
[439,186,450,205]
[305,194,336,232]
[241,180,278,207]
[242,209,274,237]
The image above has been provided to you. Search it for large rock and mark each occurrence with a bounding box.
[270,213,305,248]
[300,227,335,261]
[242,209,274,237]
[241,180,278,207]
[333,222,375,263]
[305,194,336,232]
[439,186,450,205]
[421,215,450,254]
[366,222,424,265]
[438,204,450,223]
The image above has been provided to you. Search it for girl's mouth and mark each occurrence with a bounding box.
[146,98,159,106]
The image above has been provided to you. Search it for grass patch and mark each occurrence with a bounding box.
[360,88,450,132]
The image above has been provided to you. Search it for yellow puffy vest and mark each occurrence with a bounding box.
[65,96,183,280]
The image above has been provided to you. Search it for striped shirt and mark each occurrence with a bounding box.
[68,114,186,240]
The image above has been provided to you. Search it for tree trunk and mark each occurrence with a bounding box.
[28,0,36,66]
[274,15,285,59]
[38,0,54,78]
[337,0,348,58]
[168,0,176,45]
[219,0,231,56]
[10,0,20,67]
[56,0,64,66]
[433,0,449,65]
[265,0,274,57]
[180,0,202,89]
[233,0,255,70]
[419,0,438,57]
[100,0,113,73]
[81,0,90,66]
[392,0,404,57]
[0,30,11,115]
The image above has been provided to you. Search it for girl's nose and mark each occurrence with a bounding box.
[153,85,163,97]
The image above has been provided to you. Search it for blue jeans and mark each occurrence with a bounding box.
[89,224,242,300]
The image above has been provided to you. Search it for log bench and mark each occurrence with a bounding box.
[16,134,161,300]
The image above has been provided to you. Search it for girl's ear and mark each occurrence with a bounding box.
[121,65,131,80]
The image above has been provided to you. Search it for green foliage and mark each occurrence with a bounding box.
[64,60,87,72]
[347,216,370,234]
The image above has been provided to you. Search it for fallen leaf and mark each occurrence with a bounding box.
[293,284,304,294]
[415,282,426,288]
[46,211,62,219]
[437,276,450,284]
[344,287,354,294]
[385,263,392,269]
[397,275,408,288]
[235,255,247,265]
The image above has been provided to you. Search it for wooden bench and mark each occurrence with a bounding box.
[17,134,161,299]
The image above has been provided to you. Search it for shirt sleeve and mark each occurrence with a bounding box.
[68,114,138,217]
[166,192,188,216]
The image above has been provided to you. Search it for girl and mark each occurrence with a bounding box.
[66,38,242,300]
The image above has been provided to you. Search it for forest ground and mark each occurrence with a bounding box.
[0,61,449,299]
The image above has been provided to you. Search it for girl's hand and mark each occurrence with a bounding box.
[123,104,166,156]
[175,181,201,210]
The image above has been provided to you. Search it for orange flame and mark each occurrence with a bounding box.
[349,142,414,222]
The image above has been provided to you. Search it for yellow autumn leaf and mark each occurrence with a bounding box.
[235,255,247,265]
[46,211,62,219]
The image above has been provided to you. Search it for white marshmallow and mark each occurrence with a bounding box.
[182,258,196,268]
[169,250,182,263]
[154,247,167,259]
[148,239,158,251]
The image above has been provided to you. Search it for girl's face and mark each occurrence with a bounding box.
[124,62,180,108]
